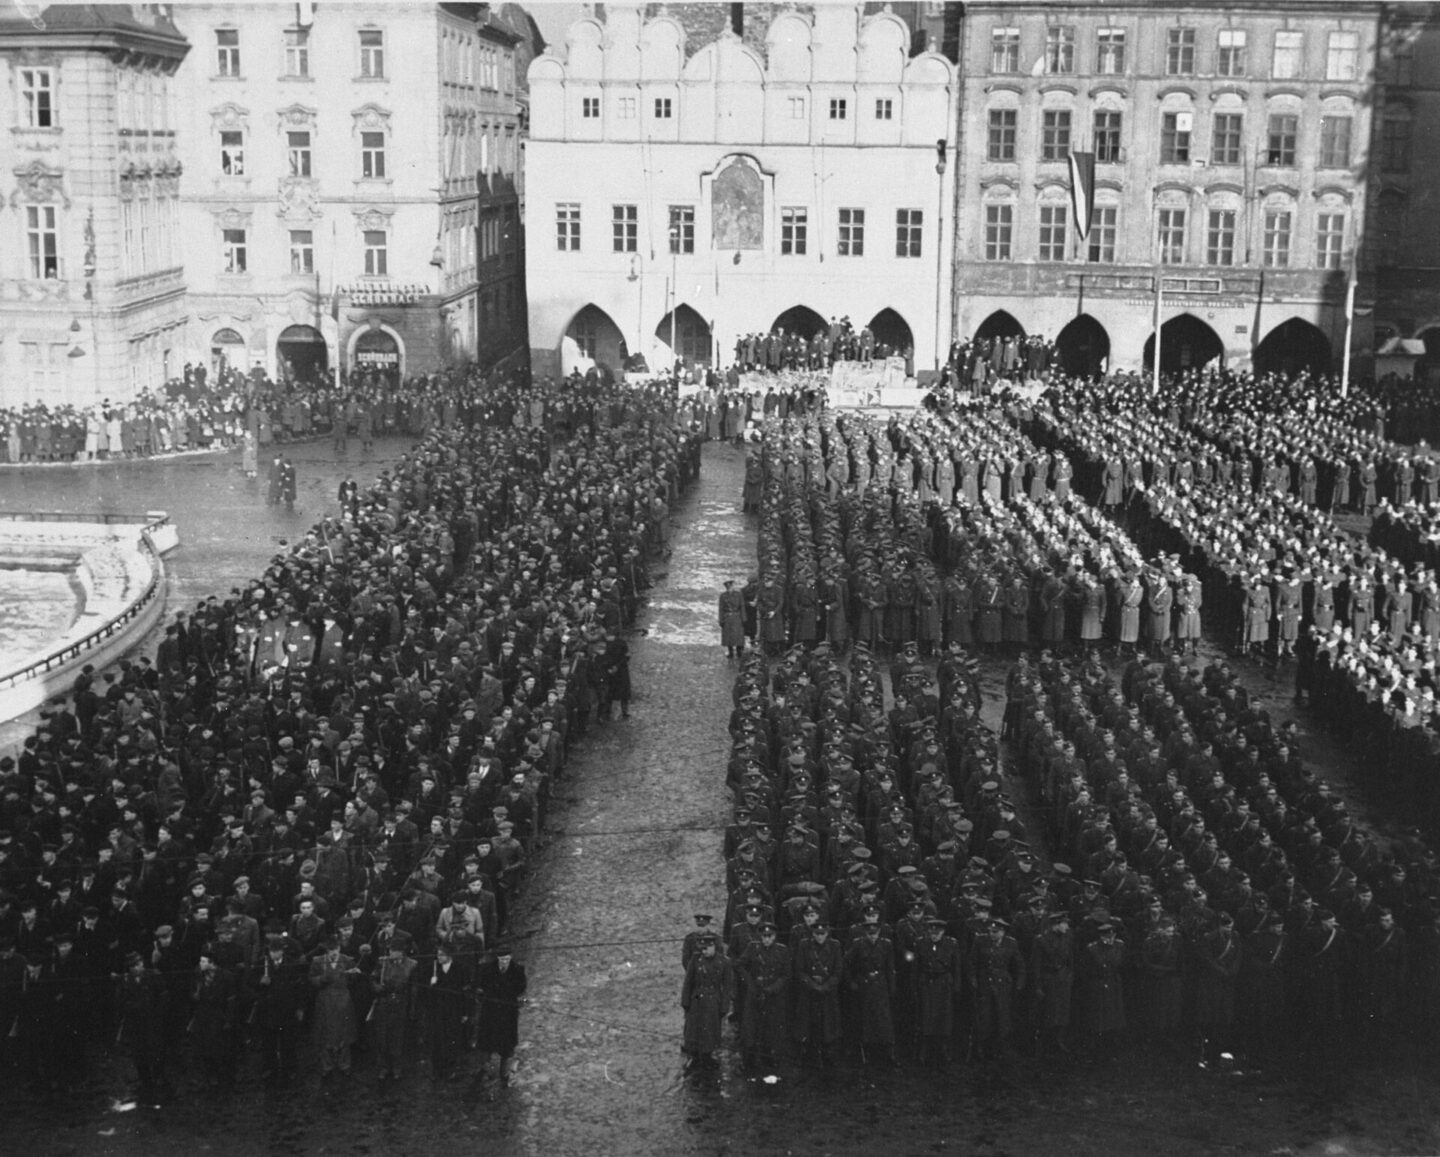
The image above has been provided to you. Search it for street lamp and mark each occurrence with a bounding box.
[668,223,679,374]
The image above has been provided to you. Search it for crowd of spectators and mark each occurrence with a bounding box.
[0,369,701,1101]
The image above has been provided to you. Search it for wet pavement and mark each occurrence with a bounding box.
[4,441,1440,1155]
[0,438,413,755]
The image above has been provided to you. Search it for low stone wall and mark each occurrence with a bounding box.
[0,518,170,726]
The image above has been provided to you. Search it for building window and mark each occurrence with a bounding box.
[1316,213,1345,269]
[1158,207,1187,265]
[26,205,58,279]
[612,204,637,253]
[1374,193,1405,267]
[1041,110,1071,162]
[781,207,808,255]
[829,98,848,120]
[875,98,893,120]
[20,68,54,128]
[788,96,805,119]
[287,130,312,178]
[654,97,672,119]
[216,29,241,77]
[1272,31,1303,80]
[1386,36,1415,87]
[1265,114,1297,166]
[1094,110,1122,163]
[359,30,385,78]
[1045,26,1075,74]
[987,108,1017,161]
[1326,31,1359,81]
[1038,205,1068,261]
[1160,111,1191,163]
[556,203,580,251]
[222,227,247,274]
[220,129,245,175]
[582,96,600,119]
[895,209,923,258]
[984,205,1012,261]
[1319,115,1352,168]
[1217,29,1247,77]
[289,229,314,274]
[618,96,636,119]
[363,229,388,276]
[1088,206,1117,263]
[1381,117,1411,172]
[1263,210,1291,267]
[284,28,310,78]
[838,208,865,257]
[1206,209,1237,266]
[668,205,695,254]
[1097,28,1126,75]
[1166,28,1197,76]
[991,27,1020,73]
[1212,113,1242,165]
[361,131,386,179]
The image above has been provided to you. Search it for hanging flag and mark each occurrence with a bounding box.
[1068,151,1096,242]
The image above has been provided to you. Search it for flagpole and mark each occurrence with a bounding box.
[1152,269,1163,397]
[1340,251,1356,399]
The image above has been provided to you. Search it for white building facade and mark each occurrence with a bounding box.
[170,2,487,382]
[524,3,957,379]
[0,5,188,406]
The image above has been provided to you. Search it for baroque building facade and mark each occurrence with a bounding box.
[170,1,506,382]
[524,2,957,379]
[0,4,188,405]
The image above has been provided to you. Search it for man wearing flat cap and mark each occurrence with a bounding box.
[255,935,307,1081]
[309,936,359,1078]
[116,949,168,1101]
[369,931,417,1082]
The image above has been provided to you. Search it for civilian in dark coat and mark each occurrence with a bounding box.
[426,944,473,1080]
[476,945,527,1082]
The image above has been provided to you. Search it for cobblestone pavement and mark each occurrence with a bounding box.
[4,442,1440,1156]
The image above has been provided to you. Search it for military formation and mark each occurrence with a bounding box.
[699,370,1440,1073]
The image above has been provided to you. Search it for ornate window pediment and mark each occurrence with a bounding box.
[353,206,395,231]
[351,102,392,134]
[276,103,318,131]
[10,158,68,207]
[210,102,249,132]
[209,206,253,229]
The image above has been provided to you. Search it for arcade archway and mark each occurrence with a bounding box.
[1253,318,1333,378]
[655,304,713,366]
[868,308,914,357]
[353,327,401,380]
[1142,313,1224,375]
[276,324,327,383]
[561,304,627,375]
[770,305,827,339]
[973,310,1026,344]
[1055,314,1110,379]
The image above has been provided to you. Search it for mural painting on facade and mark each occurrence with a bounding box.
[712,158,763,250]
